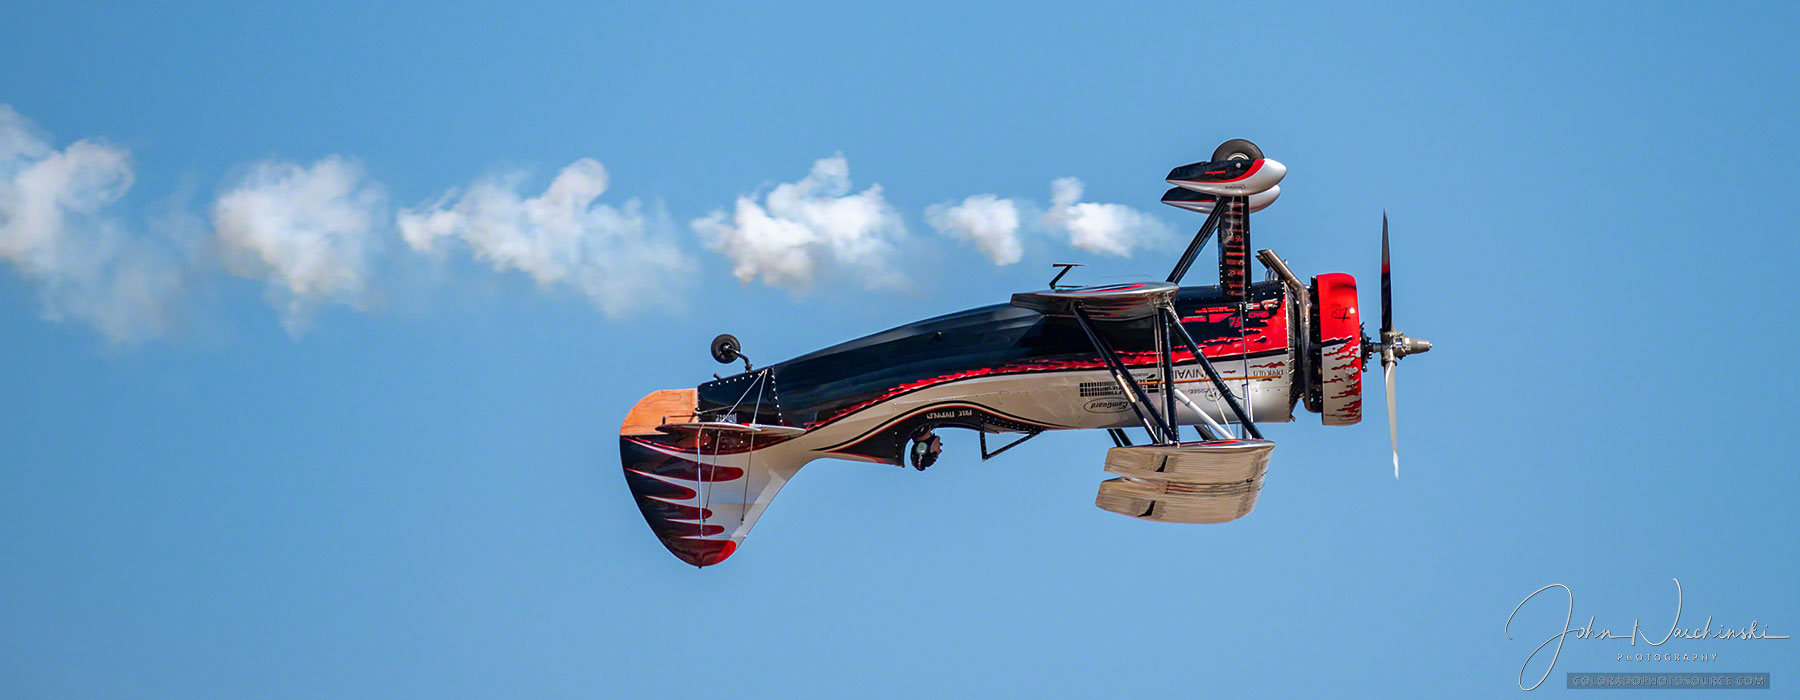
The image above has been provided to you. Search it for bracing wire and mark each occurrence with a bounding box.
[743,370,768,522]
[702,368,769,534]
[1237,301,1251,439]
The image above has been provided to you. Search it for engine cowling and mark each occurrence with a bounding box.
[1308,272,1363,426]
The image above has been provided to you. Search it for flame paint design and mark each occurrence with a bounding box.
[815,299,1289,430]
[621,436,753,566]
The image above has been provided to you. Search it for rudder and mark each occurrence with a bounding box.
[619,390,808,567]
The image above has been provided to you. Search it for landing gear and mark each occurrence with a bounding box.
[908,430,942,471]
[1211,138,1263,162]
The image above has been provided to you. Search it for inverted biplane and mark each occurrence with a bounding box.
[619,140,1431,566]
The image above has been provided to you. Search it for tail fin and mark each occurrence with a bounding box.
[619,390,807,567]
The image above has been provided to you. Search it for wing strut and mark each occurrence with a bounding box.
[1161,305,1263,440]
[1072,307,1175,444]
[1156,306,1225,441]
[1219,196,1251,301]
[1154,306,1180,439]
[1107,429,1131,447]
[1166,204,1227,284]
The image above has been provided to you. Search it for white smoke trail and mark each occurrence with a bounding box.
[1042,176,1170,257]
[1,105,1183,342]
[926,194,1023,266]
[929,178,1171,263]
[212,156,385,334]
[0,106,184,341]
[692,153,908,292]
[397,159,695,317]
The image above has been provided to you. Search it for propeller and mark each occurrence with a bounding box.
[1374,211,1432,478]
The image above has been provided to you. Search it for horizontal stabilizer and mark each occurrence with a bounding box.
[1010,281,1179,320]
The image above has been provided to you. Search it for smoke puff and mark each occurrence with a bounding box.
[692,153,907,292]
[212,156,385,333]
[0,105,183,341]
[397,158,695,317]
[927,194,1023,266]
[1043,176,1169,257]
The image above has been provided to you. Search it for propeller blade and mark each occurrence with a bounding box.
[1385,357,1399,479]
[1381,211,1392,335]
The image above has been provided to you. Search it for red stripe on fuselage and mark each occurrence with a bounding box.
[809,298,1288,430]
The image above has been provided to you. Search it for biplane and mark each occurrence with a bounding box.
[618,139,1431,566]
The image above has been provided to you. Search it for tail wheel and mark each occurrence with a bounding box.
[710,333,741,364]
[908,431,942,471]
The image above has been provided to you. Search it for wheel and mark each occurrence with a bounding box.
[1211,138,1264,162]
[710,334,741,364]
[909,432,942,471]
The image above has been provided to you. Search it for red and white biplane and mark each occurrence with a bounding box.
[619,140,1431,566]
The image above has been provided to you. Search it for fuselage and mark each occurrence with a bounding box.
[617,142,1389,566]
[618,277,1356,565]
[696,280,1298,466]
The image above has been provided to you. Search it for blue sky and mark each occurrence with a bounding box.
[3,1,1798,697]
